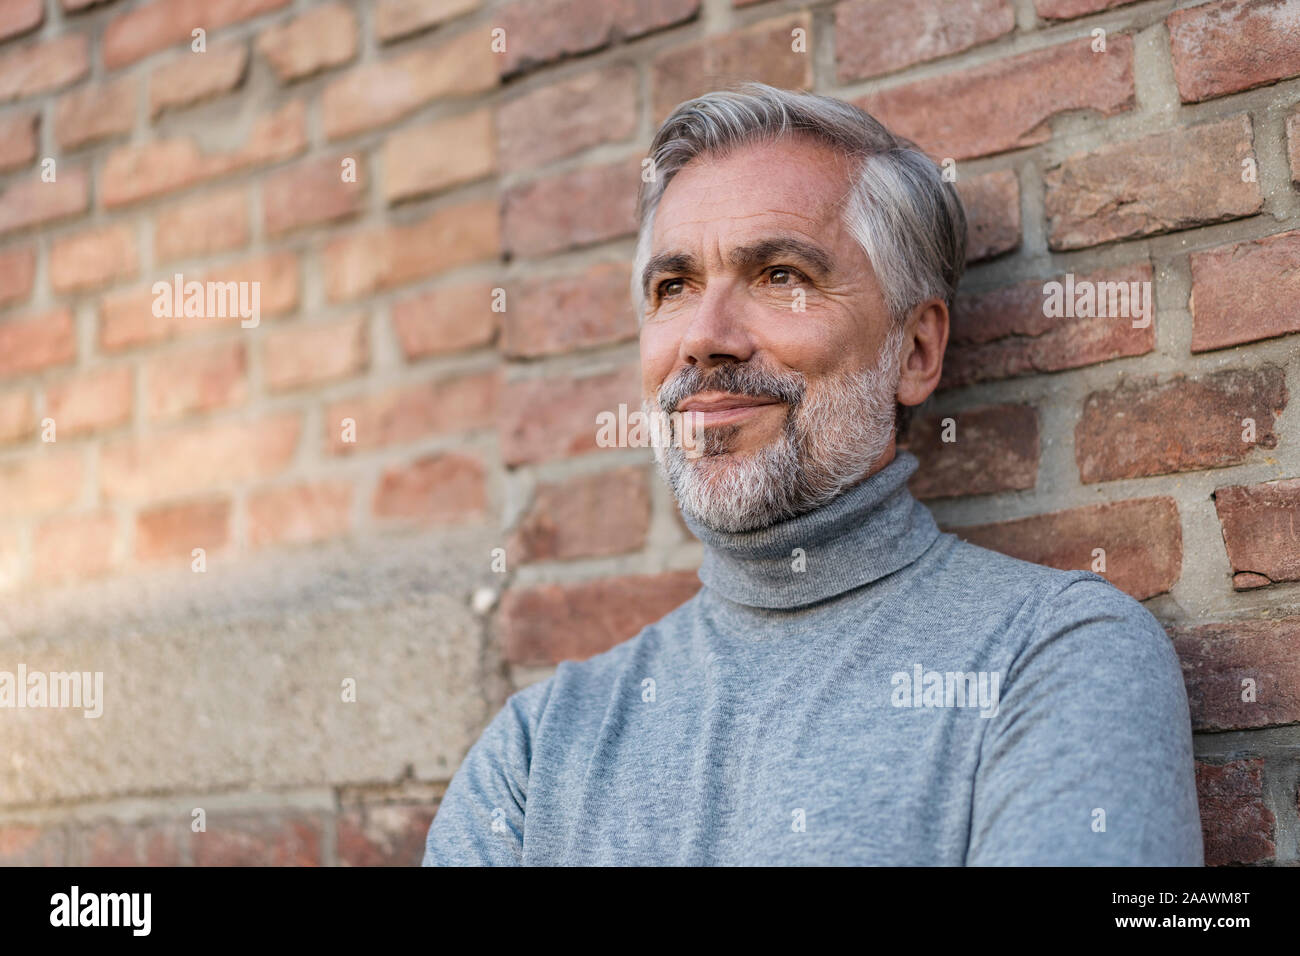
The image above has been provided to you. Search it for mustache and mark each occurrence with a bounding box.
[658,362,806,414]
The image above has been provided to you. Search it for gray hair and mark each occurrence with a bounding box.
[631,83,967,326]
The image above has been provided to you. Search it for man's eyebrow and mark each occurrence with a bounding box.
[729,237,834,278]
[641,251,699,300]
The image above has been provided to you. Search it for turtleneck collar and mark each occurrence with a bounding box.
[680,449,941,610]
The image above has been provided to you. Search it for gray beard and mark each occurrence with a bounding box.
[648,322,906,534]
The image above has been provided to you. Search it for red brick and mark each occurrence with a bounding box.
[323,197,498,301]
[103,0,289,69]
[326,371,498,455]
[384,109,493,203]
[1076,366,1286,483]
[955,169,1021,263]
[504,262,636,358]
[372,452,487,521]
[501,571,702,666]
[1194,759,1275,866]
[248,480,353,548]
[652,13,812,124]
[191,813,322,866]
[503,158,639,259]
[1288,105,1300,186]
[0,452,84,519]
[500,0,699,78]
[496,65,637,173]
[500,363,641,466]
[256,2,356,82]
[0,34,88,102]
[1214,477,1300,589]
[943,262,1155,389]
[1171,616,1300,731]
[1044,115,1262,251]
[905,404,1038,500]
[49,224,139,293]
[100,251,299,352]
[337,804,436,866]
[45,366,134,436]
[136,497,231,561]
[950,496,1182,601]
[376,0,478,41]
[321,28,495,140]
[145,341,247,420]
[0,388,33,444]
[859,36,1134,162]
[0,166,90,237]
[510,466,651,563]
[79,822,185,867]
[263,315,368,391]
[263,154,366,237]
[0,0,42,43]
[154,187,250,264]
[1033,0,1140,18]
[33,510,116,584]
[54,75,137,150]
[1168,0,1300,104]
[0,307,76,378]
[0,111,37,171]
[1190,229,1300,352]
[149,43,248,117]
[102,414,300,501]
[0,245,35,307]
[0,825,66,865]
[101,100,306,208]
[837,0,1014,83]
[391,282,498,360]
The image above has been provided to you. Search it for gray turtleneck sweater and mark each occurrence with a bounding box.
[423,450,1203,865]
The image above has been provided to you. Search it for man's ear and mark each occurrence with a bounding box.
[895,298,949,409]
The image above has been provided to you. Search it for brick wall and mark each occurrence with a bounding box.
[0,0,1296,865]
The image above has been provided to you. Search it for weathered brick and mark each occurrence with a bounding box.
[78,821,185,867]
[836,0,1014,83]
[263,315,368,391]
[1288,105,1300,186]
[0,0,42,43]
[955,169,1021,263]
[1168,0,1300,103]
[1194,759,1275,866]
[0,245,35,307]
[652,13,812,124]
[101,100,306,208]
[391,282,498,360]
[943,262,1155,388]
[1190,230,1300,352]
[45,366,133,436]
[501,571,702,666]
[337,804,436,867]
[49,224,139,293]
[101,414,300,501]
[510,466,651,563]
[154,187,249,264]
[0,111,37,171]
[504,262,636,358]
[0,451,84,519]
[0,166,89,237]
[859,36,1134,161]
[33,510,116,584]
[500,363,641,466]
[0,307,76,378]
[500,0,699,78]
[372,452,487,521]
[0,388,33,444]
[906,404,1038,499]
[54,77,135,151]
[263,153,365,236]
[0,825,66,866]
[1076,366,1287,483]
[503,158,639,259]
[1033,0,1140,18]
[950,496,1182,600]
[136,497,231,562]
[256,2,356,82]
[323,197,497,301]
[191,814,322,866]
[248,480,353,548]
[321,28,495,139]
[1214,477,1300,589]
[0,34,88,102]
[145,341,247,420]
[497,65,637,173]
[103,0,289,69]
[1044,115,1262,250]
[1171,617,1300,731]
[149,44,248,117]
[384,109,493,203]
[326,371,498,454]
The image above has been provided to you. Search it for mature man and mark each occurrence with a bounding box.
[423,84,1203,866]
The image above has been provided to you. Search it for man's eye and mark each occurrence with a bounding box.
[658,278,685,298]
[766,267,806,286]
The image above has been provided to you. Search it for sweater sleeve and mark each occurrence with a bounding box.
[965,575,1204,866]
[421,680,550,866]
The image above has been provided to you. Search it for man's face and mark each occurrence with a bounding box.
[639,135,906,533]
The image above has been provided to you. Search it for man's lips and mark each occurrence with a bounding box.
[676,393,781,426]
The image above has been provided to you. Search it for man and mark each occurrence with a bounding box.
[423,84,1203,866]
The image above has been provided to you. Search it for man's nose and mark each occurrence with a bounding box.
[678,282,756,368]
